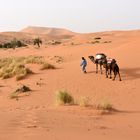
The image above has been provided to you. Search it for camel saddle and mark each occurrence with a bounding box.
[95,53,106,60]
[107,58,116,64]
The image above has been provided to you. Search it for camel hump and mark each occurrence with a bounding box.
[95,53,106,60]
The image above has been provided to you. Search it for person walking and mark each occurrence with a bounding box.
[80,57,87,73]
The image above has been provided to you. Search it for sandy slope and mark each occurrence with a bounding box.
[0,30,140,140]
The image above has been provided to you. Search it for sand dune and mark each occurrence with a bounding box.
[21,26,76,35]
[0,28,140,140]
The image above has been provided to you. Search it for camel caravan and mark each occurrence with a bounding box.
[88,53,122,81]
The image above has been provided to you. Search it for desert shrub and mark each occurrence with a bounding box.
[15,85,31,93]
[49,40,61,45]
[94,37,101,40]
[16,40,26,47]
[97,100,113,110]
[40,63,55,70]
[25,56,44,64]
[0,56,55,80]
[71,42,74,45]
[3,43,12,48]
[10,85,31,99]
[55,90,74,105]
[10,92,19,99]
[15,68,33,81]
[103,41,112,43]
[91,41,100,44]
[1,39,26,49]
[0,58,33,80]
[78,97,91,107]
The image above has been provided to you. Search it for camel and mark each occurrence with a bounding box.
[102,58,122,81]
[88,53,107,74]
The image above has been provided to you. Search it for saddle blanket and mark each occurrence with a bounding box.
[107,58,116,63]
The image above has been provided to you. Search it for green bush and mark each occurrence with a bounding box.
[1,39,26,49]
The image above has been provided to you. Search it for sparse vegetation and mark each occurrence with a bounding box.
[50,56,63,63]
[40,62,55,70]
[48,40,61,45]
[55,90,74,105]
[103,41,112,43]
[0,61,33,80]
[0,56,55,80]
[54,90,114,112]
[71,42,74,45]
[10,85,31,99]
[94,37,101,40]
[78,97,91,107]
[0,39,26,49]
[25,56,44,64]
[91,41,100,44]
[97,99,113,110]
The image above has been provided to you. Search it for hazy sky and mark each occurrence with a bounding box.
[0,0,140,33]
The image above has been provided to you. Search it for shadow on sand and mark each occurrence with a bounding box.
[121,67,140,80]
[116,110,140,114]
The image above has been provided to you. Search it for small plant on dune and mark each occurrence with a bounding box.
[97,99,113,110]
[91,40,100,44]
[55,90,74,105]
[10,91,19,99]
[103,41,112,43]
[40,62,55,70]
[25,56,44,64]
[15,67,33,81]
[10,85,31,99]
[94,37,101,40]
[78,97,91,107]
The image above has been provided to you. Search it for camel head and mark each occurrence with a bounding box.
[88,55,95,63]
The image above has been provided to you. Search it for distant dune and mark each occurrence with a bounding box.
[0,26,140,45]
[20,26,76,35]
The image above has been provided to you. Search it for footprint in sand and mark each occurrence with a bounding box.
[20,111,39,129]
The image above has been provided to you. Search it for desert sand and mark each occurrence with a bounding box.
[0,27,140,140]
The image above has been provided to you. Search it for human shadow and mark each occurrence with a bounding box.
[87,71,95,74]
[120,67,140,80]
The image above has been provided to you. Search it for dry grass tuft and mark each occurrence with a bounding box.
[97,99,113,110]
[78,97,91,107]
[10,85,31,99]
[40,63,55,70]
[0,56,55,80]
[55,90,74,105]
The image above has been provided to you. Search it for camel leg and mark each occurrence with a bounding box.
[118,72,122,81]
[96,64,98,73]
[106,68,108,78]
[100,65,102,74]
[109,68,112,79]
[113,71,117,81]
